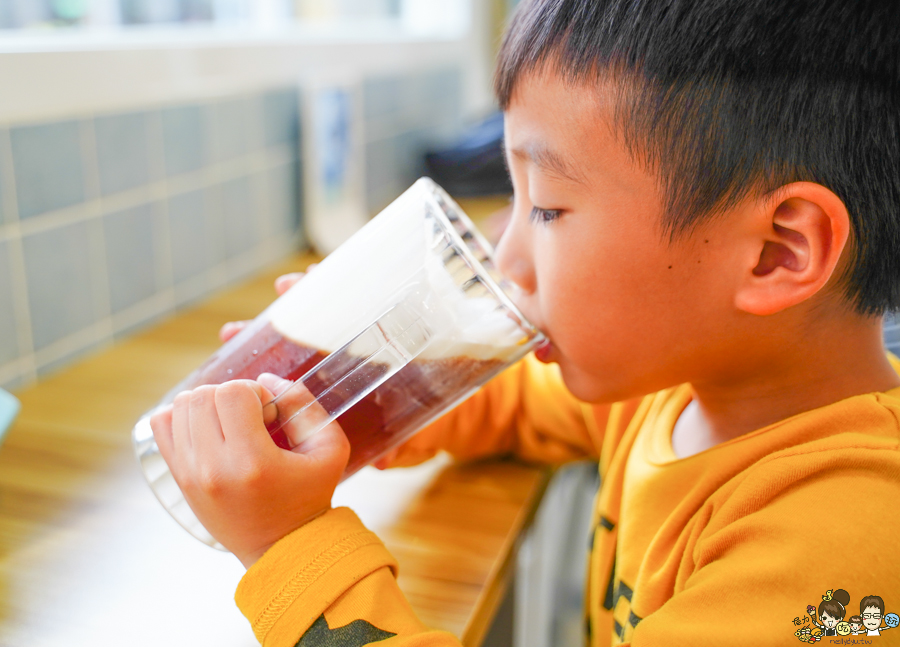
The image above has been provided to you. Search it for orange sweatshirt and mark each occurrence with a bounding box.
[235,354,900,646]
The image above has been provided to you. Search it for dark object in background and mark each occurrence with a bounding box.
[424,112,513,197]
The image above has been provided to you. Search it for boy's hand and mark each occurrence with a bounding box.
[149,373,350,568]
[219,270,310,342]
[217,266,438,473]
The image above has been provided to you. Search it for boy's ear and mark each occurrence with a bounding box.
[734,182,850,316]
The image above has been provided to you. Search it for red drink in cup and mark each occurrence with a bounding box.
[133,178,545,548]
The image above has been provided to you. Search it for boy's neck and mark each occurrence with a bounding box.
[672,316,900,459]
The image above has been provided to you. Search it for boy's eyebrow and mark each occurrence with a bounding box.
[510,142,586,184]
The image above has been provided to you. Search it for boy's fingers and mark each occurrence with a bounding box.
[256,373,350,467]
[257,372,292,397]
[214,380,275,450]
[256,373,291,428]
[274,272,305,296]
[373,448,399,470]
[290,414,351,471]
[149,405,175,465]
[259,376,325,449]
[172,391,193,453]
[219,320,248,343]
[188,385,226,451]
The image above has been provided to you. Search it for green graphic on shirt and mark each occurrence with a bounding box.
[610,578,642,644]
[295,614,396,646]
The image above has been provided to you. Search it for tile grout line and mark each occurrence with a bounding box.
[0,355,35,389]
[80,116,115,352]
[0,83,297,131]
[206,102,229,293]
[255,154,274,242]
[110,289,176,337]
[32,320,115,371]
[1,127,37,386]
[139,109,176,338]
[0,144,297,243]
[149,204,176,336]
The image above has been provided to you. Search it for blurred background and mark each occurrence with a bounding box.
[0,0,521,392]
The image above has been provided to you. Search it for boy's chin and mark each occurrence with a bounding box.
[557,362,630,404]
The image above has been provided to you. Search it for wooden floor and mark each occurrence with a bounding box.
[0,228,548,646]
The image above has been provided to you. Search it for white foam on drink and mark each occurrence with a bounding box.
[269,181,528,363]
[414,248,526,361]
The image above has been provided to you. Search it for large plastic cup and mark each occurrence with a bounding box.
[133,178,545,548]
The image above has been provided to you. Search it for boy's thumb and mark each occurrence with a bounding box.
[256,373,350,461]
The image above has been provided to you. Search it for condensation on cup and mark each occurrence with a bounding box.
[132,178,546,548]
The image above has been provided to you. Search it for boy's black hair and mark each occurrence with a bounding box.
[496,0,900,315]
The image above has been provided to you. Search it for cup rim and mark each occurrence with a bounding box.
[419,178,546,346]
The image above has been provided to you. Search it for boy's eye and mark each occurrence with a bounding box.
[529,206,562,224]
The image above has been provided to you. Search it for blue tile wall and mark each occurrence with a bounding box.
[365,136,400,215]
[22,221,97,351]
[213,97,260,162]
[1,84,304,387]
[11,120,85,219]
[202,184,227,267]
[0,240,20,365]
[220,175,259,258]
[267,161,302,237]
[167,189,212,285]
[263,89,300,147]
[418,67,462,128]
[363,67,462,213]
[94,111,154,196]
[0,128,9,225]
[161,105,206,176]
[363,75,404,130]
[103,202,159,313]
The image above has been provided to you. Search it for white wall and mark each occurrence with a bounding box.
[0,12,497,125]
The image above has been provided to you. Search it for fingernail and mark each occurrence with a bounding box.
[257,373,291,391]
[275,273,303,288]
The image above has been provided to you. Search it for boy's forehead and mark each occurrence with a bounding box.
[504,71,629,185]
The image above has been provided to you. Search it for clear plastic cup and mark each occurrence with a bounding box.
[133,178,545,548]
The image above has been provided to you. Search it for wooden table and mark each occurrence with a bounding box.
[0,253,550,647]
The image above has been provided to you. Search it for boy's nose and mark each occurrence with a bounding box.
[494,202,537,295]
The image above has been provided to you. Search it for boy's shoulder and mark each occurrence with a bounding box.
[622,361,900,507]
[699,376,900,524]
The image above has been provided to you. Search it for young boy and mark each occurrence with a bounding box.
[150,0,900,644]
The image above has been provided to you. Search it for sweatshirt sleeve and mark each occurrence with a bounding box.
[236,507,463,647]
[385,354,606,469]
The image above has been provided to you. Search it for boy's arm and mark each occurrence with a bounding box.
[150,376,467,647]
[384,354,605,469]
[235,507,463,646]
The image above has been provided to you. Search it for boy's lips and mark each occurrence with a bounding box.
[534,339,555,363]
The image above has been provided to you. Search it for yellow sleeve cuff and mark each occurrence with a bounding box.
[235,507,398,647]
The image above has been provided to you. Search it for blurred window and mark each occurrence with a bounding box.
[0,0,469,35]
